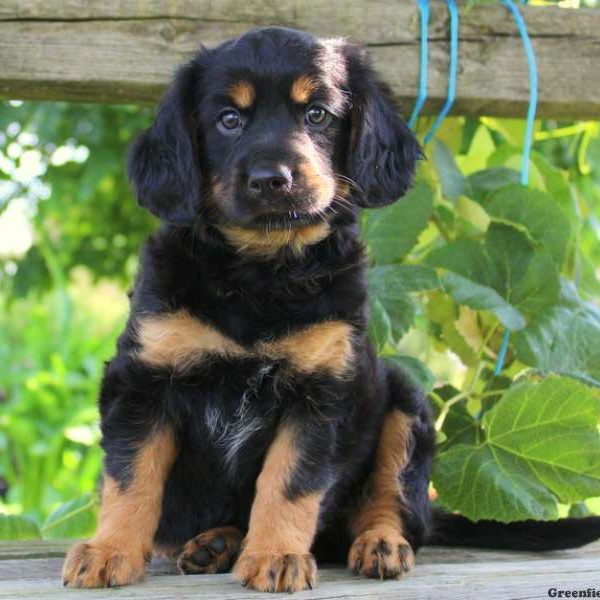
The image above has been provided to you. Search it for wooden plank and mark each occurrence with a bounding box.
[0,1,599,118]
[0,541,599,599]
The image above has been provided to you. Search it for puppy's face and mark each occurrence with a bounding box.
[128,28,421,233]
[197,33,349,229]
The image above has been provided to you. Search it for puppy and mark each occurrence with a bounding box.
[61,26,600,593]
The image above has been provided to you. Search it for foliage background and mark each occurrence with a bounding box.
[0,80,599,536]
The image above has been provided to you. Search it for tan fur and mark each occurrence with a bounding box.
[219,222,330,259]
[348,411,415,579]
[228,80,255,109]
[261,320,354,377]
[290,75,317,104]
[233,426,321,592]
[291,137,336,213]
[62,428,177,588]
[211,177,228,202]
[352,411,413,536]
[136,311,245,371]
[136,310,354,377]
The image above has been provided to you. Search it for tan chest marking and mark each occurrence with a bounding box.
[219,222,330,259]
[136,311,245,371]
[259,320,354,377]
[135,310,353,376]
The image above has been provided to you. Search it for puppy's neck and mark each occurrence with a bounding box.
[217,223,331,260]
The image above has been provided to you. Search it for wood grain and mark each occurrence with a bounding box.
[0,1,599,118]
[0,540,599,599]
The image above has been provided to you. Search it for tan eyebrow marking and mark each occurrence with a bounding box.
[290,75,317,104]
[228,80,256,109]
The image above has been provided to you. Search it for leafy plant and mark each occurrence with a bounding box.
[0,100,599,537]
[364,119,600,522]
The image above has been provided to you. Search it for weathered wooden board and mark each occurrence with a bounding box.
[0,540,599,599]
[0,1,599,118]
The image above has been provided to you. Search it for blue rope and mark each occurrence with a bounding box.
[408,0,430,129]
[424,0,459,144]
[502,0,538,186]
[494,0,538,376]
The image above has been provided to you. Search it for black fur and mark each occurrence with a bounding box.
[96,26,598,588]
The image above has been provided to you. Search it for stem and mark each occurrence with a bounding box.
[434,391,469,432]
[431,212,452,242]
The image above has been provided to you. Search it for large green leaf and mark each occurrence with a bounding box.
[385,355,435,392]
[515,305,600,387]
[433,140,466,201]
[426,224,559,330]
[41,494,97,539]
[483,184,571,266]
[434,377,600,522]
[467,168,520,202]
[434,384,482,448]
[369,264,439,296]
[486,146,578,225]
[368,264,439,349]
[0,514,41,540]
[362,181,434,264]
[441,272,525,330]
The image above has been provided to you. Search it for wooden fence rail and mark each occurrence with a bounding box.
[0,1,599,119]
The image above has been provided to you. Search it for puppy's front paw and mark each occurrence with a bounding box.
[348,528,414,580]
[62,541,146,588]
[234,551,317,593]
[178,526,242,574]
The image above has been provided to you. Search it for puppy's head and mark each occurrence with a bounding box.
[128,28,421,233]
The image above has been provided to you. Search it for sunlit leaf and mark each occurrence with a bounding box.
[362,181,434,264]
[0,514,41,540]
[434,377,600,521]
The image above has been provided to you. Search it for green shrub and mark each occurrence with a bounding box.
[0,101,599,538]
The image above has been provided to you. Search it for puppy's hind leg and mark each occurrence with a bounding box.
[178,526,243,574]
[348,373,434,580]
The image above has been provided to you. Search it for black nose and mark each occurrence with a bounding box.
[247,163,293,199]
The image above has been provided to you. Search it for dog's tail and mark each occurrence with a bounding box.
[429,508,600,551]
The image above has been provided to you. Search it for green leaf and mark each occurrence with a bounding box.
[368,264,439,295]
[486,146,578,225]
[426,224,559,330]
[514,305,600,387]
[435,443,558,521]
[0,514,41,540]
[362,181,434,264]
[483,184,571,266]
[385,355,435,392]
[434,377,600,522]
[368,297,393,352]
[41,494,97,539]
[510,252,560,315]
[467,168,520,202]
[433,384,482,448]
[441,272,526,330]
[368,264,438,348]
[433,140,467,201]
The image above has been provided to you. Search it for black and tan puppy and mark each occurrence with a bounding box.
[62,27,600,593]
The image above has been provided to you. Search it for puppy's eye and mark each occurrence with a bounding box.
[218,109,242,131]
[305,105,331,127]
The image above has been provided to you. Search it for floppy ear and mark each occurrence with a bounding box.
[127,60,203,224]
[345,46,422,208]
